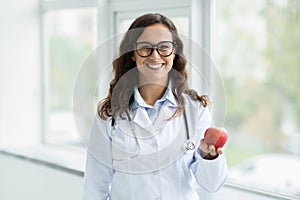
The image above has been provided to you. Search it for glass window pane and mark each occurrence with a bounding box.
[215,0,300,197]
[44,8,97,145]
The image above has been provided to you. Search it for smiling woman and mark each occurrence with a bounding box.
[2,0,300,199]
[132,24,176,96]
[83,13,228,200]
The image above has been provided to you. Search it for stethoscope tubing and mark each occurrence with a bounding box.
[111,110,195,161]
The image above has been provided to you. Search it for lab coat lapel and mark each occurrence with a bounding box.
[151,104,176,132]
[115,108,154,137]
[132,103,178,133]
[132,107,152,130]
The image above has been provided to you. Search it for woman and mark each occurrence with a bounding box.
[83,13,228,200]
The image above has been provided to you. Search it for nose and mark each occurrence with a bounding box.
[149,48,161,59]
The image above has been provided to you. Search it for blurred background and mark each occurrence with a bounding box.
[0,0,299,199]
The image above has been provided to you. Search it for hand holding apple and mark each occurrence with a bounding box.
[199,127,228,160]
[204,127,228,148]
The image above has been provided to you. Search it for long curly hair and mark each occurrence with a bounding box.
[98,13,209,120]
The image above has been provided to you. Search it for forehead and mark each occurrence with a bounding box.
[136,24,173,43]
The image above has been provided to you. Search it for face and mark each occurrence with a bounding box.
[132,23,176,86]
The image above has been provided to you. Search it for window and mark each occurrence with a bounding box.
[3,0,299,198]
[43,8,97,146]
[42,1,195,147]
[214,0,300,197]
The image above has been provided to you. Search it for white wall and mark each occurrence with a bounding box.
[0,0,41,146]
[0,154,83,200]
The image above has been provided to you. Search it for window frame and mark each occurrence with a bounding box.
[40,0,98,145]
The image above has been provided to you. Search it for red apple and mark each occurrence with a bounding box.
[204,127,228,148]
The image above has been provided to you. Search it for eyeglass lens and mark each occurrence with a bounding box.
[135,41,175,57]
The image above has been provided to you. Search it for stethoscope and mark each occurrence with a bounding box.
[111,110,195,161]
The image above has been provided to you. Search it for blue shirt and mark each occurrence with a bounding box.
[132,85,177,123]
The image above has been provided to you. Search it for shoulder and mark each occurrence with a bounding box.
[182,92,207,110]
[93,112,114,136]
[182,92,211,120]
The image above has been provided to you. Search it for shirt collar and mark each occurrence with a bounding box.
[132,81,178,110]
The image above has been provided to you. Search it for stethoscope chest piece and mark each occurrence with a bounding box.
[183,141,195,152]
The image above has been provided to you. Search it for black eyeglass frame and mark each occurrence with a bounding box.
[133,41,176,58]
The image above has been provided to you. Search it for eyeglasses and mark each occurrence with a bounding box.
[134,41,176,57]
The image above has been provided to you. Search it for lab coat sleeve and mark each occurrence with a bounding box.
[83,114,114,200]
[190,104,228,192]
[191,152,228,192]
[83,153,114,200]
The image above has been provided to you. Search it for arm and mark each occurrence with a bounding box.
[190,148,228,192]
[83,114,114,200]
[83,153,114,200]
[190,107,228,192]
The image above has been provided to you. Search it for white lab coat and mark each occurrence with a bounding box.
[83,93,228,200]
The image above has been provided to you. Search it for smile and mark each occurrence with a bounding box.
[145,63,164,69]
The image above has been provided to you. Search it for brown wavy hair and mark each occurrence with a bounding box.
[98,13,209,120]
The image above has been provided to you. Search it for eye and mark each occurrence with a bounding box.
[158,42,173,50]
[159,45,171,50]
[136,43,152,50]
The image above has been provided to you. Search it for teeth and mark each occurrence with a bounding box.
[147,64,163,69]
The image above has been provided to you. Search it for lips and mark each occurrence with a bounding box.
[145,63,164,69]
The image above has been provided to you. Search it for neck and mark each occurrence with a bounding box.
[138,83,167,106]
[138,74,169,106]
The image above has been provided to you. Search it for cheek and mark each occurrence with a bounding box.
[133,52,144,66]
[167,54,176,67]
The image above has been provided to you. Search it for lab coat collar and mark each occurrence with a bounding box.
[131,83,178,133]
[115,104,176,138]
[116,80,179,134]
[131,80,178,111]
[130,103,177,134]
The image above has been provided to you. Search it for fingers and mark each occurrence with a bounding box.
[199,139,208,152]
[207,144,217,156]
[200,139,216,157]
[217,147,224,155]
[199,139,224,158]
